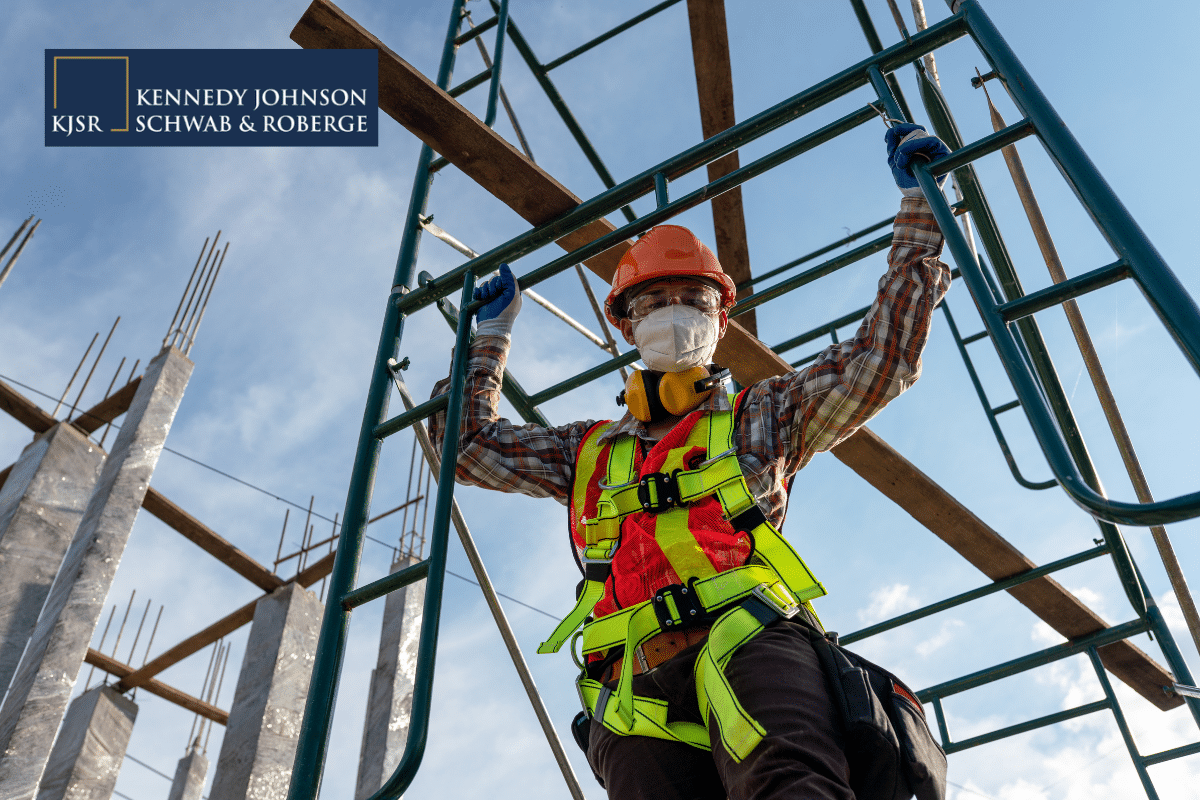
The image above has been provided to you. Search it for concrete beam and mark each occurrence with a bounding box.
[0,346,194,799]
[289,0,1179,710]
[0,425,104,696]
[209,583,322,800]
[34,686,136,800]
[685,0,756,335]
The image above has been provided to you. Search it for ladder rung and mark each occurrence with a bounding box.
[962,330,989,345]
[449,65,494,99]
[343,557,430,610]
[991,400,1020,416]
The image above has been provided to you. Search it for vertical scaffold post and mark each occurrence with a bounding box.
[285,1,468,797]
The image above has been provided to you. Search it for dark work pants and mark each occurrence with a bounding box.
[586,620,853,800]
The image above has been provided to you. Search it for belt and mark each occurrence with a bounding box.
[604,626,711,683]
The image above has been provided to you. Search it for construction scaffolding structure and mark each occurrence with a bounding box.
[282,1,1200,799]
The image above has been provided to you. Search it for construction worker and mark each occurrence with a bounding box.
[429,122,952,800]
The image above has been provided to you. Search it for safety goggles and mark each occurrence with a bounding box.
[627,283,723,321]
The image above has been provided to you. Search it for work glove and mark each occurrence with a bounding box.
[473,262,522,337]
[886,123,951,197]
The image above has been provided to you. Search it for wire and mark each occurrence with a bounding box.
[445,569,558,620]
[124,752,172,781]
[2,372,562,620]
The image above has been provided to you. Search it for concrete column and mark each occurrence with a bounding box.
[34,686,136,800]
[209,582,321,800]
[0,346,193,799]
[167,740,208,800]
[355,556,424,800]
[0,425,104,695]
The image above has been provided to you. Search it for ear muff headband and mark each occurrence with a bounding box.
[619,366,714,423]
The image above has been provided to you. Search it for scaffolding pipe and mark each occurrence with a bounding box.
[390,369,586,800]
[982,87,1200,659]
[418,215,613,350]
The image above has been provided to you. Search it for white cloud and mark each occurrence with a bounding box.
[917,618,965,657]
[858,583,921,624]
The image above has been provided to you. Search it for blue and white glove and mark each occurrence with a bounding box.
[886,123,951,197]
[473,262,522,337]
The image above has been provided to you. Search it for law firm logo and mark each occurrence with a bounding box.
[45,49,378,147]
[50,55,130,137]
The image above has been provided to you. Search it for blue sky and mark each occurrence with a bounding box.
[2,1,1200,799]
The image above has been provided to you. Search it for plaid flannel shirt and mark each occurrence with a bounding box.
[429,196,949,533]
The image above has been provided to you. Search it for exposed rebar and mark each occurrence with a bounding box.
[184,241,229,355]
[274,508,290,568]
[169,233,219,349]
[142,605,163,666]
[126,597,152,664]
[204,642,232,755]
[85,604,117,690]
[54,332,98,418]
[163,237,210,348]
[69,316,120,419]
[0,216,33,263]
[109,589,136,661]
[0,218,41,295]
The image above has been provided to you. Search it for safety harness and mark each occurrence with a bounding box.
[537,395,827,761]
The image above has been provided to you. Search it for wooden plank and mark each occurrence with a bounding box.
[834,429,1181,710]
[290,0,1179,710]
[142,488,284,593]
[685,0,756,335]
[0,380,55,433]
[70,378,141,435]
[113,551,334,693]
[85,648,228,725]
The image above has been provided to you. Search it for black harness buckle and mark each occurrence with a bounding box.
[637,470,680,513]
[652,580,707,630]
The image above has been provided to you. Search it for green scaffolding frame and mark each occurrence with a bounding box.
[286,2,1200,798]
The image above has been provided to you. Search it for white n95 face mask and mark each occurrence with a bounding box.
[632,304,720,373]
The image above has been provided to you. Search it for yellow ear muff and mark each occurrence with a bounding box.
[622,370,655,422]
[619,366,713,422]
[659,365,712,415]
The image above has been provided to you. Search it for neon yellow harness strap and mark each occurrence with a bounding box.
[578,678,711,750]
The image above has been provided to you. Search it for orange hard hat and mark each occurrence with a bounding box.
[604,225,737,325]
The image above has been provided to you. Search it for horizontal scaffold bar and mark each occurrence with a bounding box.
[394,13,970,317]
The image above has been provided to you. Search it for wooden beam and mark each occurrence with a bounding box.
[142,488,285,593]
[0,379,55,433]
[0,376,141,438]
[834,429,1181,710]
[290,0,1179,710]
[113,551,334,693]
[84,648,229,725]
[70,378,141,435]
[685,0,756,335]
